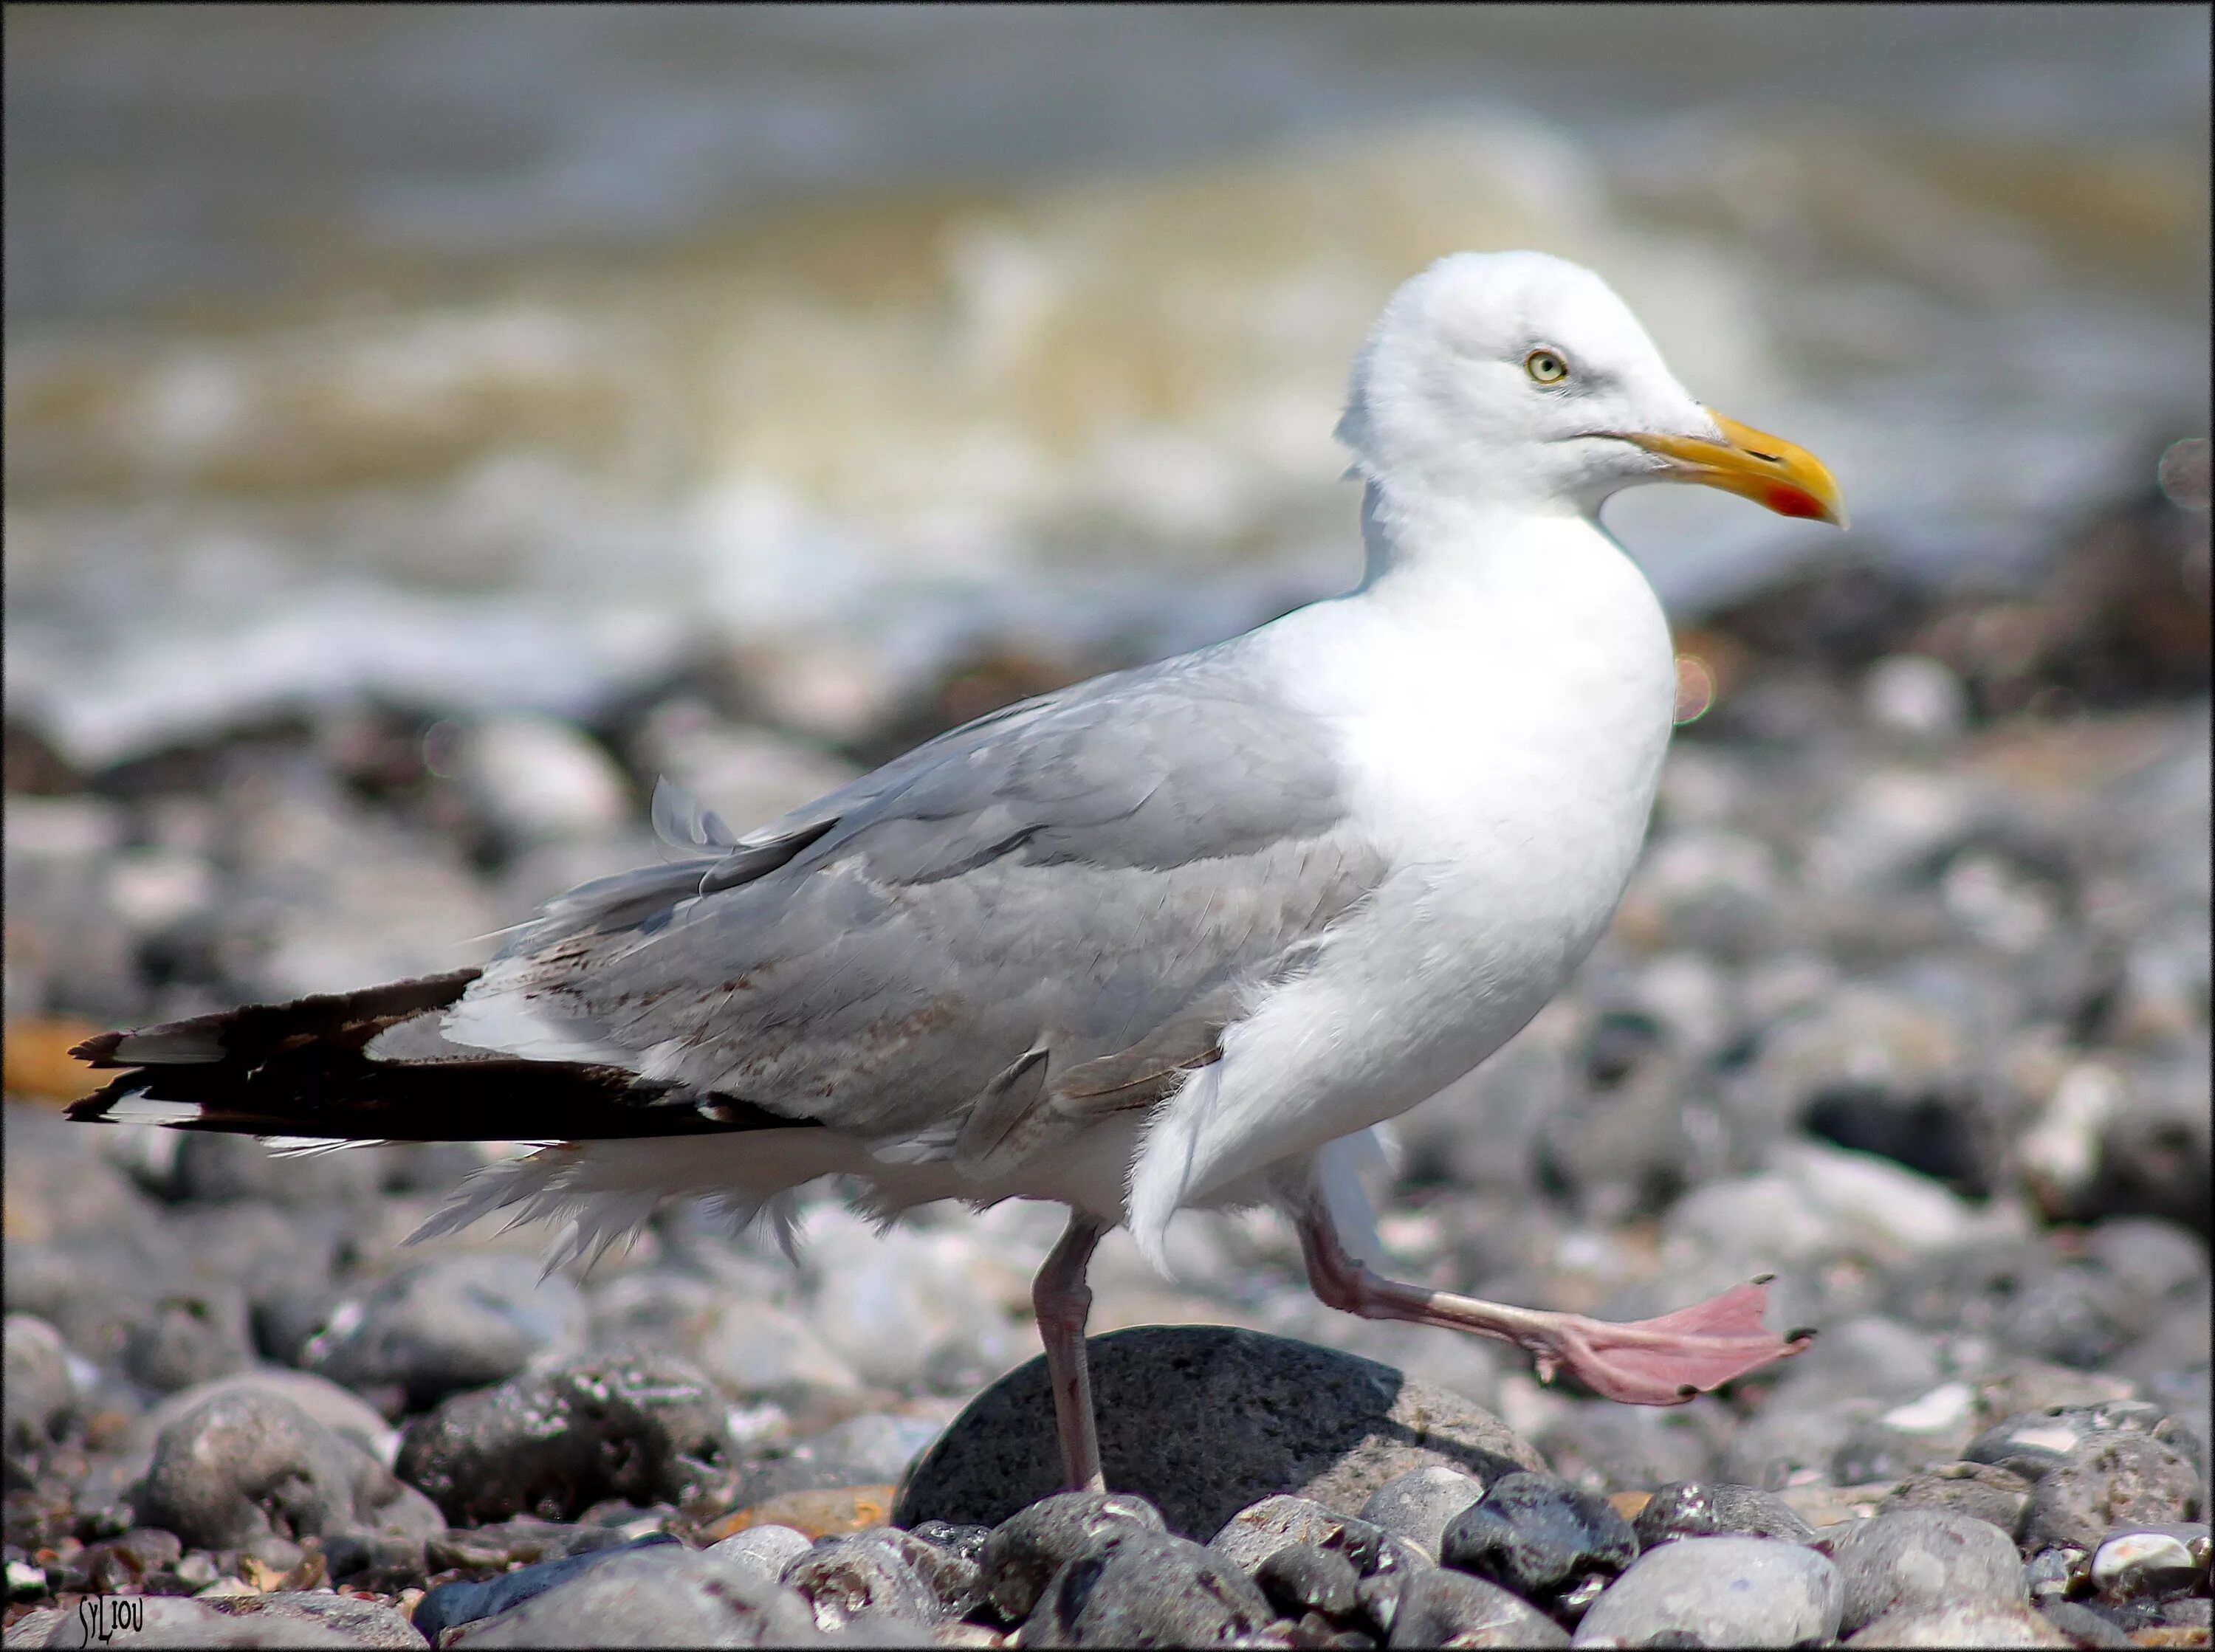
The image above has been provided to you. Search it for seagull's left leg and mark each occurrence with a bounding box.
[1285,1172,1812,1405]
[1034,1211,1108,1493]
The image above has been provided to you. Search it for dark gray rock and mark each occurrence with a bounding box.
[894,1326,1544,1541]
[1570,1535,1844,1648]
[303,1254,587,1411]
[140,1390,363,1549]
[2089,1524,2207,1601]
[415,1534,679,1640]
[122,1284,255,1394]
[3,1314,75,1456]
[1830,1508,2027,1635]
[2026,1433,2205,1552]
[1440,1472,1636,1603]
[1255,1542,1361,1620]
[1632,1481,1816,1549]
[977,1490,1166,1622]
[783,1528,948,1633]
[907,1518,992,1566]
[1359,1466,1486,1562]
[395,1349,728,1525]
[1884,1461,2034,1538]
[1021,1527,1276,1648]
[1842,1603,2070,1646]
[200,1592,428,1649]
[442,1543,831,1647]
[1968,1401,2174,1484]
[1387,1566,1567,1648]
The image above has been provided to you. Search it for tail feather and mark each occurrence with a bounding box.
[66,974,814,1146]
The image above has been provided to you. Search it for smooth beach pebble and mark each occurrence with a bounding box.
[1570,1535,1844,1648]
[1828,1508,2026,1635]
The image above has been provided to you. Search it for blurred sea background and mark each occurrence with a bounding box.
[6,4,2209,772]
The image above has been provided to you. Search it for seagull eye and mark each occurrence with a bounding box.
[1525,349,1570,385]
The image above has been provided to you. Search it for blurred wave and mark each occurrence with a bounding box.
[5,6,2208,765]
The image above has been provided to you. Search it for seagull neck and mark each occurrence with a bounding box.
[1350,478,1613,615]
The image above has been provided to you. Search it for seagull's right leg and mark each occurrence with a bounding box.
[1034,1211,1108,1493]
[1288,1179,1811,1405]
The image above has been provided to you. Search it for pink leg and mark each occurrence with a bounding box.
[1034,1212,1108,1492]
[1294,1199,1812,1405]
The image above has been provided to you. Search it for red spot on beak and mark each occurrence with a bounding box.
[1766,485,1826,520]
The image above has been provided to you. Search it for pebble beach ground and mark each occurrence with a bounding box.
[4,459,2209,1646]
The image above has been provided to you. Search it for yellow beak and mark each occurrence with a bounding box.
[1623,411,1847,527]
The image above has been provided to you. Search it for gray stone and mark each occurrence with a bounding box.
[1440,1472,1636,1603]
[121,1284,255,1394]
[303,1254,587,1411]
[2035,1600,2136,1648]
[0,1597,362,1646]
[1844,1603,2070,1647]
[1632,1481,1816,1549]
[694,1300,864,1403]
[1359,1466,1487,1562]
[1387,1567,1568,1648]
[783,1529,947,1633]
[1539,1403,1720,1496]
[2026,1433,2205,1552]
[1254,1542,1361,1620]
[442,1543,831,1647]
[1883,1461,2033,1538]
[3,1314,75,1456]
[1830,1508,2026,1635]
[1209,1494,1424,1580]
[735,1411,947,1505]
[977,1491,1166,1622]
[396,1349,728,1526]
[1720,1401,1863,1492]
[894,1326,1544,1541]
[200,1594,429,1649]
[708,1524,814,1590]
[140,1390,363,1549]
[414,1535,680,1640]
[128,1369,399,1475]
[1570,1535,1844,1648]
[1021,1527,1277,1648]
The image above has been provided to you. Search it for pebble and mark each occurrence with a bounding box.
[413,1533,679,1640]
[200,1593,430,1649]
[1387,1566,1569,1648]
[1358,1466,1487,1562]
[2089,1524,2207,1601]
[694,1300,865,1403]
[783,1529,947,1633]
[2037,1598,2139,1648]
[2025,1433,2205,1552]
[895,1326,1542,1541]
[303,1253,588,1411]
[139,1390,382,1550]
[1255,1543,1361,1620]
[1828,1508,2027,1636]
[2,1315,75,1456]
[439,1543,831,1647]
[1883,1461,2034,1538]
[1570,1535,1844,1648]
[0,1596,366,1646]
[708,1524,816,1589]
[975,1490,1166,1622]
[1020,1527,1277,1648]
[1632,1481,1816,1548]
[394,1349,729,1525]
[121,1283,255,1394]
[704,1484,897,1541]
[1439,1472,1637,1603]
[1842,1602,2070,1646]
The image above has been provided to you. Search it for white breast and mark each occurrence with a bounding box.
[1124,511,1676,1256]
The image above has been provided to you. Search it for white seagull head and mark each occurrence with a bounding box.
[1338,249,1844,527]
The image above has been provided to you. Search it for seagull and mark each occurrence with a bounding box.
[72,250,1841,1496]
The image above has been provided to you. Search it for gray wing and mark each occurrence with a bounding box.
[465,643,1387,1174]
